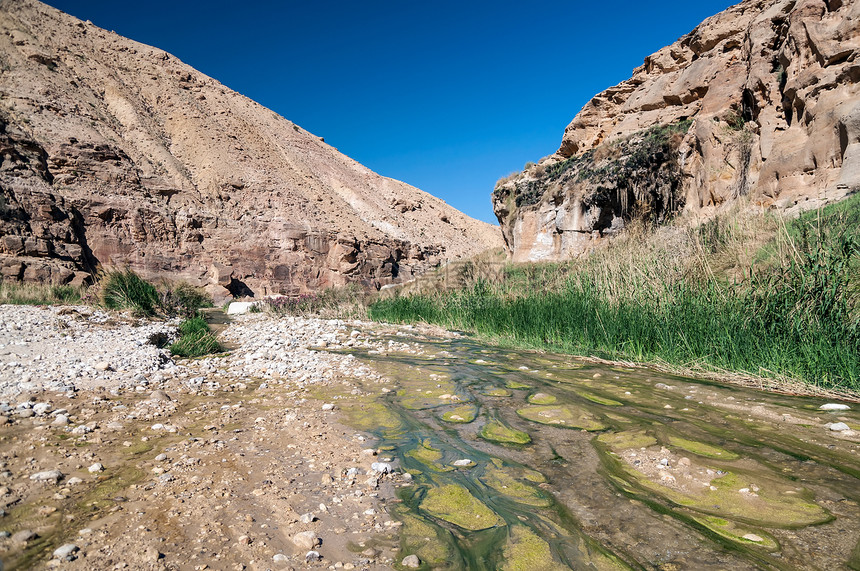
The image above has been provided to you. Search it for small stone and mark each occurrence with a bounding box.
[88,463,105,473]
[299,512,315,524]
[361,547,379,558]
[67,477,83,485]
[94,361,112,372]
[272,553,288,563]
[371,462,392,474]
[149,390,172,402]
[52,414,69,426]
[238,535,251,545]
[33,403,52,415]
[828,422,851,432]
[402,554,421,568]
[677,457,691,467]
[819,403,850,411]
[305,550,321,562]
[292,530,320,550]
[53,543,79,560]
[320,473,333,485]
[12,529,36,542]
[452,459,472,467]
[321,403,335,411]
[155,453,168,461]
[742,533,764,543]
[30,469,63,483]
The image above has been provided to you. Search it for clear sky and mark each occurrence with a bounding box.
[47,0,735,224]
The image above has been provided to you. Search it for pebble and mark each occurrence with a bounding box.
[52,414,69,426]
[94,362,112,371]
[743,533,764,543]
[828,422,851,432]
[30,469,63,483]
[12,529,36,542]
[67,477,83,485]
[305,550,321,562]
[53,543,79,560]
[273,553,288,563]
[819,403,850,411]
[452,459,472,467]
[292,530,320,550]
[321,403,335,411]
[88,463,105,473]
[402,554,421,568]
[299,512,316,524]
[371,462,392,474]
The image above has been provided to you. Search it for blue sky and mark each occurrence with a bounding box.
[48,0,735,224]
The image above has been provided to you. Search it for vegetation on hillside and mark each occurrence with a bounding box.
[371,194,860,392]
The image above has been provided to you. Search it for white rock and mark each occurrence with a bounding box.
[828,422,851,432]
[321,403,335,411]
[227,302,257,315]
[819,403,851,411]
[52,414,69,426]
[30,470,63,482]
[67,477,83,485]
[742,533,764,543]
[88,463,104,473]
[371,462,392,474]
[299,512,315,524]
[452,459,472,467]
[53,543,79,559]
[272,553,288,563]
[402,554,421,568]
[305,550,321,562]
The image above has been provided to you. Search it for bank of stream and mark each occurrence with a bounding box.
[326,328,860,570]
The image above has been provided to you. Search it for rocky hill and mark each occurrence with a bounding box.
[0,0,501,298]
[493,0,859,261]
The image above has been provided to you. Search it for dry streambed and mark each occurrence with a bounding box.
[0,307,424,570]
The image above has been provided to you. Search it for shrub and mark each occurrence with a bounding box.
[170,316,222,358]
[158,282,213,317]
[99,270,159,315]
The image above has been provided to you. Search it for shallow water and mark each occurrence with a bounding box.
[342,332,860,570]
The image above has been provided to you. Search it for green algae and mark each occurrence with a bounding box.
[480,419,532,445]
[393,505,456,567]
[528,392,557,405]
[342,400,403,434]
[573,390,624,407]
[667,436,740,460]
[440,404,479,424]
[506,380,532,390]
[690,515,779,551]
[406,441,452,472]
[500,526,569,571]
[420,484,504,531]
[517,405,607,431]
[481,466,552,507]
[483,387,513,397]
[597,430,658,450]
[620,464,832,528]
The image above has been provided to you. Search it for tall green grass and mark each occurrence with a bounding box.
[100,269,159,315]
[169,316,222,358]
[371,195,860,391]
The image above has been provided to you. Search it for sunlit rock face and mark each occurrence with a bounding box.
[0,0,502,297]
[494,0,860,262]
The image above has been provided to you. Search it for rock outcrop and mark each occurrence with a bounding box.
[0,0,501,297]
[494,0,859,261]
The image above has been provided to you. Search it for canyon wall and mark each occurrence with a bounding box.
[494,0,859,261]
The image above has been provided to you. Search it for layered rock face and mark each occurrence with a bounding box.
[0,0,501,297]
[494,0,859,261]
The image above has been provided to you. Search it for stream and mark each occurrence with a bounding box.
[331,328,860,570]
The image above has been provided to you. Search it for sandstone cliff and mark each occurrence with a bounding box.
[494,0,859,261]
[0,0,501,298]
